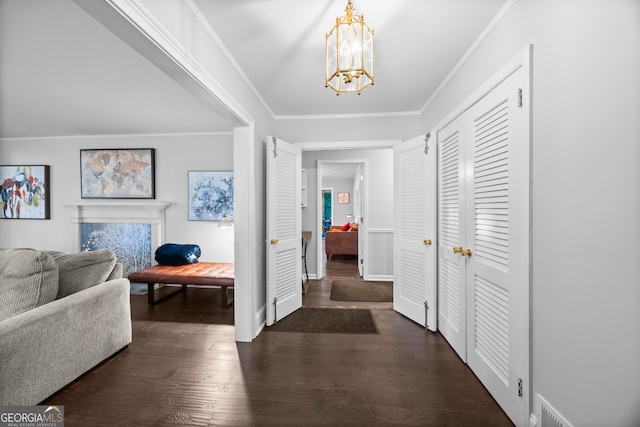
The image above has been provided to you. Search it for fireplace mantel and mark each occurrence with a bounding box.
[64,201,171,253]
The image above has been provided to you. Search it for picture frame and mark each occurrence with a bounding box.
[0,165,50,219]
[338,192,350,204]
[80,148,155,199]
[188,170,234,221]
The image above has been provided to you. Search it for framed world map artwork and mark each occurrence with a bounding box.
[80,148,155,199]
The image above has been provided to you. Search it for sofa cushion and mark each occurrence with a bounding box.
[0,249,59,321]
[47,250,118,299]
[106,262,123,281]
[341,223,351,231]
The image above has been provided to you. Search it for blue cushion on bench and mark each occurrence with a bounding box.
[155,243,201,266]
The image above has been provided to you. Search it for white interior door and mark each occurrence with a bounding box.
[464,65,529,424]
[356,166,365,277]
[266,136,302,326]
[437,117,468,359]
[357,216,364,277]
[393,134,437,331]
[434,49,531,425]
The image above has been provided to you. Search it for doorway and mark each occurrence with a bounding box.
[317,161,364,281]
[295,145,396,312]
[321,188,333,239]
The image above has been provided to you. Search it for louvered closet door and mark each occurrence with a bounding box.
[266,136,302,326]
[393,135,437,330]
[437,118,468,360]
[465,66,528,423]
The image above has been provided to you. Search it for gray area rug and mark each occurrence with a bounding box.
[330,280,393,302]
[267,307,378,334]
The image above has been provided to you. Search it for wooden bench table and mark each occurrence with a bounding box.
[128,262,234,308]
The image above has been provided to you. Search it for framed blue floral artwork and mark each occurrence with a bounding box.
[188,170,233,221]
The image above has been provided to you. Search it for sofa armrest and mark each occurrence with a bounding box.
[0,278,132,405]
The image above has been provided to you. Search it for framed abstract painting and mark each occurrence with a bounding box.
[0,165,50,219]
[188,170,234,221]
[80,148,155,199]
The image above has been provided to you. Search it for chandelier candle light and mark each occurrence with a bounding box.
[325,0,374,95]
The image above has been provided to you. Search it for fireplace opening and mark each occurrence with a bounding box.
[65,201,170,294]
[81,223,152,293]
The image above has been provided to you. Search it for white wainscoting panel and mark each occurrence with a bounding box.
[367,228,393,280]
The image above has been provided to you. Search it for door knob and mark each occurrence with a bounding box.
[423,239,432,246]
[453,247,463,254]
[270,239,279,245]
[462,249,472,257]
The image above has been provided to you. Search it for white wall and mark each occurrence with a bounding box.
[421,1,640,425]
[275,114,420,143]
[301,149,393,277]
[0,134,234,263]
[323,178,354,227]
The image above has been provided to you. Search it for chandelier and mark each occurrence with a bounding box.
[325,0,374,95]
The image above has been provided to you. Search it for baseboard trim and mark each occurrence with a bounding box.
[254,305,266,339]
[365,275,393,281]
[530,414,538,427]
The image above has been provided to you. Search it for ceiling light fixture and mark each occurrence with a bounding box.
[325,0,374,95]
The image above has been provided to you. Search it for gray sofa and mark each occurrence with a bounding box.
[0,248,132,405]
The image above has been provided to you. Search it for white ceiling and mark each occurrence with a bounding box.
[0,0,233,139]
[195,0,507,116]
[0,0,507,139]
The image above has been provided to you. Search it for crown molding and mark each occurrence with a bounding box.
[183,0,275,119]
[275,110,421,121]
[295,139,399,151]
[420,0,518,113]
[0,131,233,143]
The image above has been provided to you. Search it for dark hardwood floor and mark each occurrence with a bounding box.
[323,254,361,279]
[44,259,513,426]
